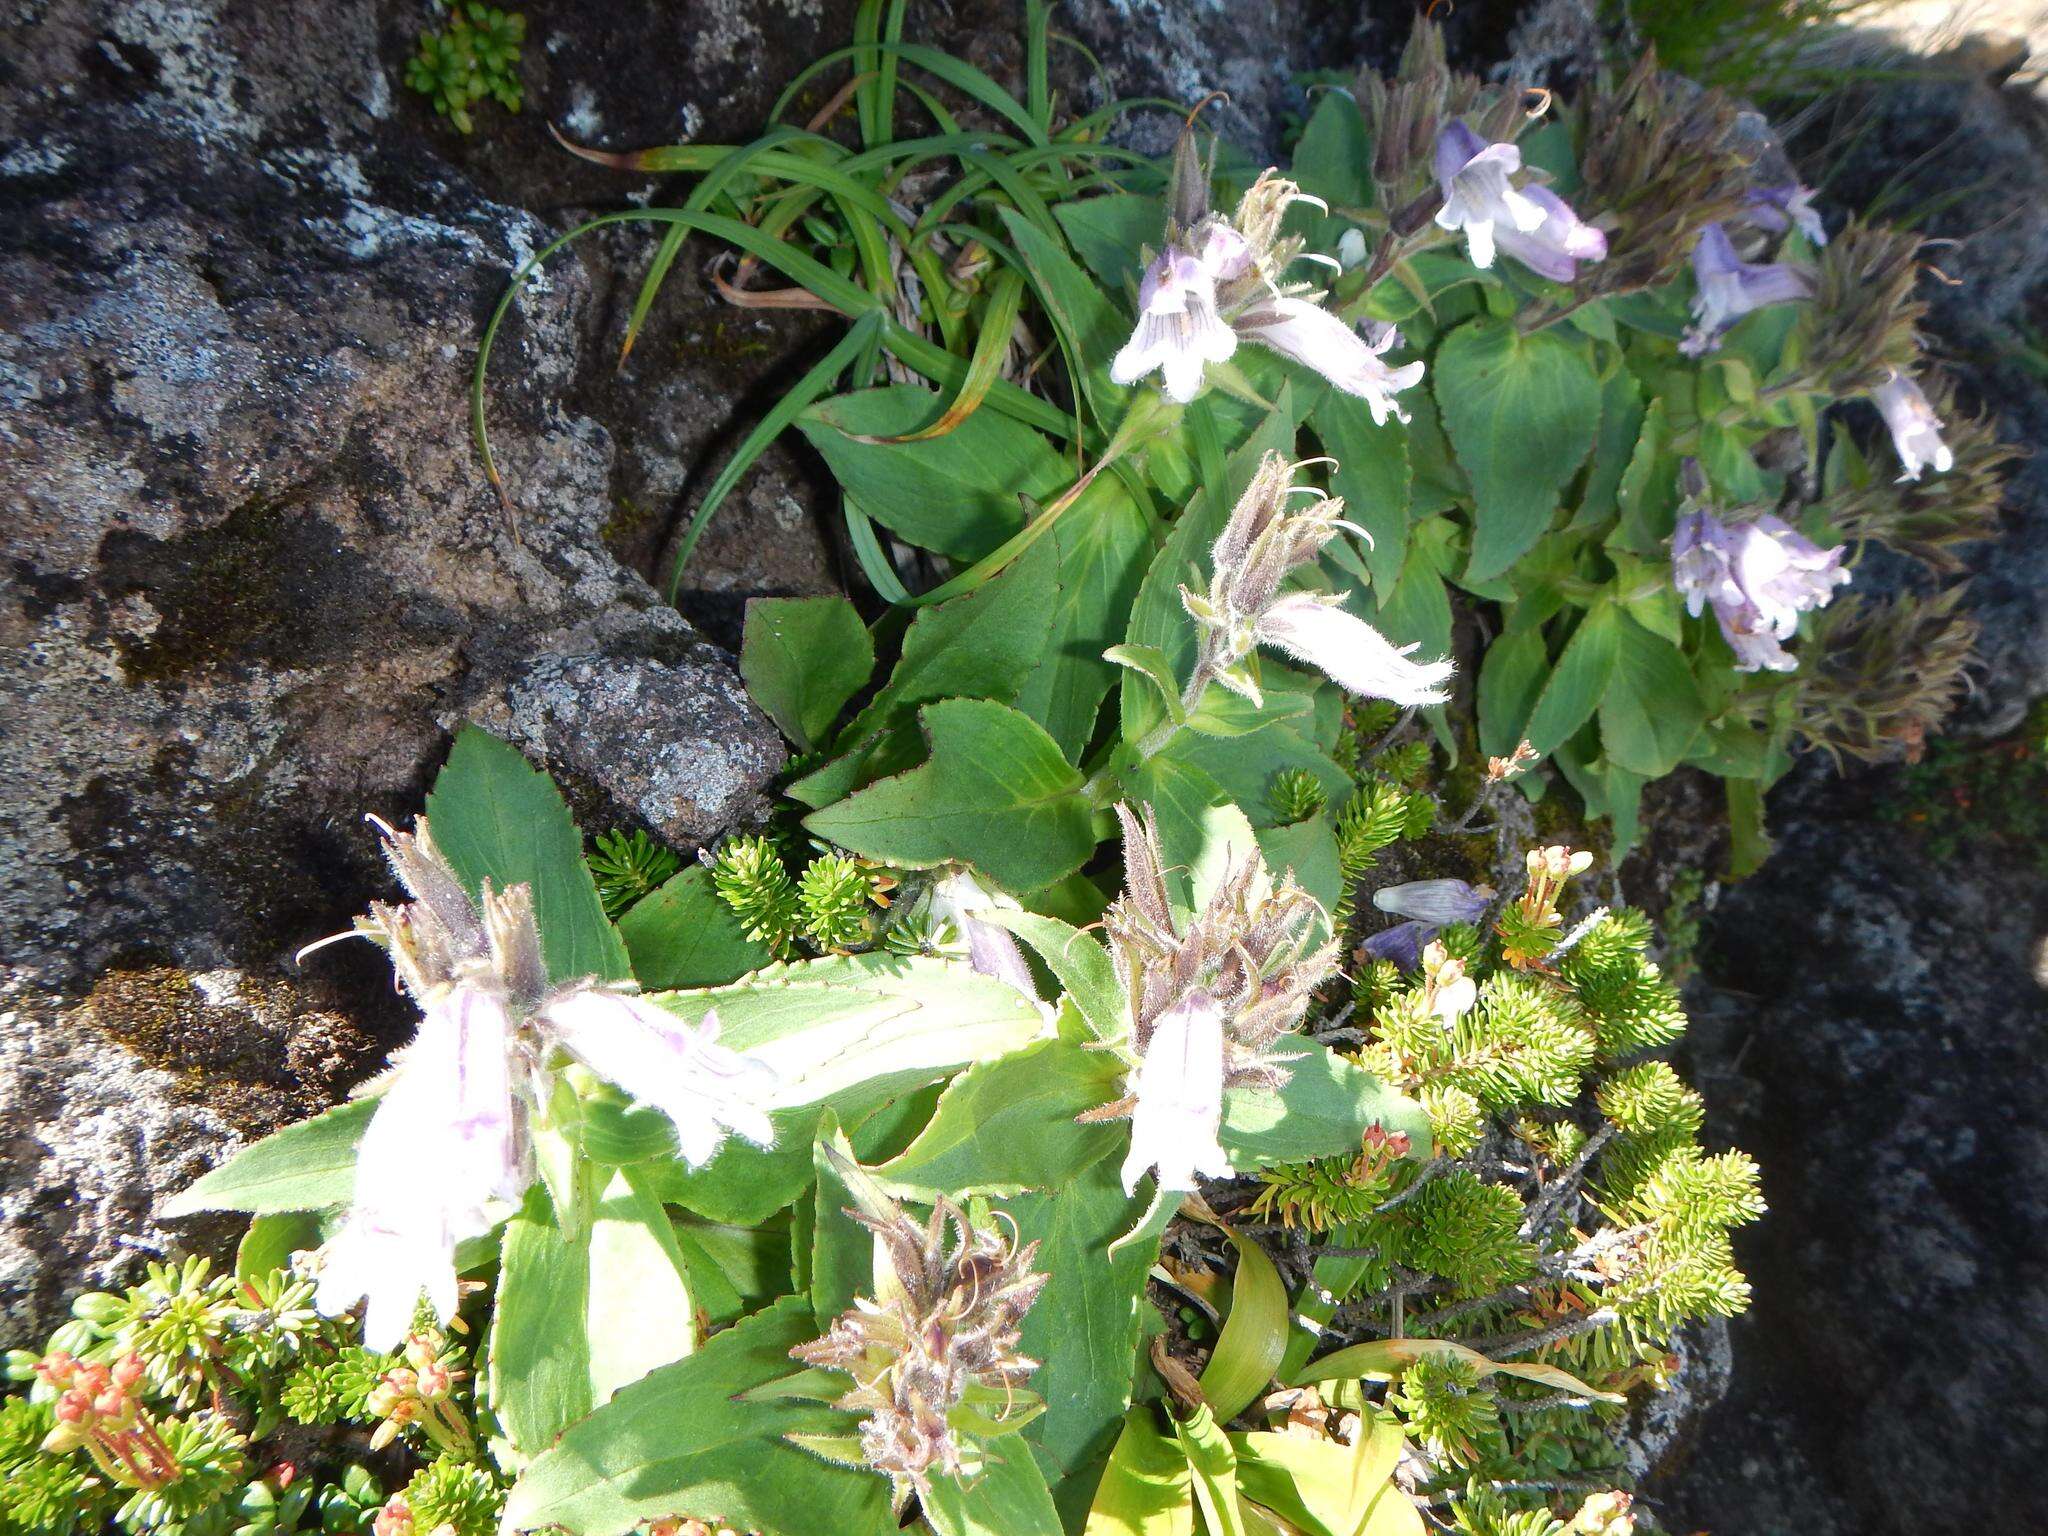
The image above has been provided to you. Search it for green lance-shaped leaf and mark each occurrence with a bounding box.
[1292,1337,1624,1402]
[162,1098,375,1217]
[871,1039,1126,1200]
[425,726,631,986]
[1232,1413,1422,1536]
[1012,474,1154,763]
[1056,193,1166,293]
[636,954,1047,1225]
[1008,1155,1179,1506]
[499,1296,892,1536]
[1174,1406,1250,1536]
[1521,601,1624,759]
[1315,389,1412,598]
[489,1170,700,1459]
[800,385,1070,561]
[1432,315,1602,585]
[741,595,876,753]
[1083,1409,1195,1536]
[1197,1226,1289,1423]
[796,535,1062,809]
[1598,612,1707,777]
[805,699,1096,894]
[806,1116,878,1334]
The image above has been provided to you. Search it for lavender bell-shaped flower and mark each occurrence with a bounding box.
[1111,227,1251,404]
[1433,120,1548,270]
[1743,181,1827,246]
[316,985,523,1350]
[1870,370,1954,482]
[925,869,1043,1010]
[539,992,776,1167]
[1680,222,1812,357]
[1108,142,1425,412]
[1360,919,1437,974]
[1670,506,1849,674]
[1492,185,1607,283]
[1254,594,1453,707]
[1372,878,1493,926]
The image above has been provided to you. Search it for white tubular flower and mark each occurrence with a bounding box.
[304,811,780,1346]
[542,992,777,1167]
[1254,593,1454,707]
[316,986,521,1351]
[927,869,1041,1007]
[1111,246,1241,403]
[1234,298,1426,425]
[1433,120,1548,270]
[1870,370,1954,482]
[1119,992,1232,1196]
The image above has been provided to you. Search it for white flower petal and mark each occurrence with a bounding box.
[543,991,778,1166]
[316,986,519,1346]
[1120,993,1232,1195]
[1236,298,1424,426]
[1255,595,1454,707]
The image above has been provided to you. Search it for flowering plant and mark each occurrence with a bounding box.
[8,9,1982,1536]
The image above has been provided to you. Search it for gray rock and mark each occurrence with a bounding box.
[497,648,784,847]
[0,18,784,990]
[1649,797,2048,1535]
[0,966,382,1347]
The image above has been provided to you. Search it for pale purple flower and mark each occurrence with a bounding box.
[1493,185,1607,283]
[1253,593,1454,707]
[1433,120,1548,270]
[927,869,1041,1008]
[1870,370,1953,482]
[1744,182,1827,246]
[303,813,779,1347]
[1234,298,1426,425]
[1119,991,1232,1196]
[541,992,777,1167]
[1680,223,1812,357]
[1373,878,1493,926]
[1671,507,1849,674]
[316,986,522,1351]
[1360,920,1437,973]
[1111,227,1251,403]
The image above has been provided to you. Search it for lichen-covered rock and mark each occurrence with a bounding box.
[0,967,381,1346]
[0,33,784,989]
[496,648,783,846]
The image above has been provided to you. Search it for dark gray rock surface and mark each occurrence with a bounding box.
[1642,34,2048,1534]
